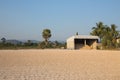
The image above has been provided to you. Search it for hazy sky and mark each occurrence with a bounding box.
[0,0,120,41]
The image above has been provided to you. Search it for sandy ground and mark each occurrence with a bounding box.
[0,50,120,80]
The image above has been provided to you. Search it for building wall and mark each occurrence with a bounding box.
[75,39,84,49]
[67,40,74,49]
[67,39,98,50]
[67,36,98,50]
[92,40,97,49]
[117,39,120,43]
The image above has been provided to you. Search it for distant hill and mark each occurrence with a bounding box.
[29,40,40,43]
[1,39,64,45]
[21,40,40,43]
[6,40,40,45]
[6,40,22,45]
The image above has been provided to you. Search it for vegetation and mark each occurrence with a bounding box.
[0,29,66,49]
[1,37,6,44]
[39,41,66,49]
[0,24,120,50]
[42,29,51,45]
[76,32,79,35]
[90,22,105,42]
[90,22,120,49]
[0,41,38,49]
[0,40,66,49]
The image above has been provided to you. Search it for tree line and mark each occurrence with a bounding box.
[90,22,120,49]
[0,22,120,49]
[0,29,66,49]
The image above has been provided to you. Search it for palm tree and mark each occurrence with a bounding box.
[111,24,119,38]
[101,24,119,48]
[42,29,51,45]
[110,24,119,47]
[90,22,105,42]
[103,27,112,47]
[90,22,120,49]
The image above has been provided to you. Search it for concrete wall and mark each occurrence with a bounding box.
[67,38,98,50]
[117,39,120,43]
[67,40,74,49]
[91,40,97,49]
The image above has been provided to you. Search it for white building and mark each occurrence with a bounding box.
[67,35,99,50]
[117,38,120,43]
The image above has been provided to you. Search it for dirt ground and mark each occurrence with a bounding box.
[0,50,120,80]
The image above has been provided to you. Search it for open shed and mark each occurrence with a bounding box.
[67,35,99,50]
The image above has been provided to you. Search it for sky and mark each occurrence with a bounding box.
[0,0,120,41]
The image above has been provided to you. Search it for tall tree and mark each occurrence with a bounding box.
[110,24,119,47]
[27,40,31,46]
[102,27,112,47]
[1,37,6,44]
[42,29,51,45]
[90,22,105,42]
[111,24,119,38]
[90,22,120,49]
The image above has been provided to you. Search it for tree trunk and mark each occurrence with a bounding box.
[45,39,48,46]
